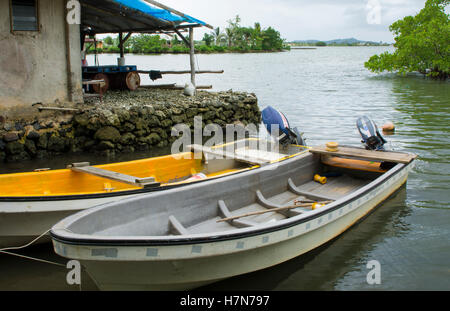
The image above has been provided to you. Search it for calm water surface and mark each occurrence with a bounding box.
[1,47,449,291]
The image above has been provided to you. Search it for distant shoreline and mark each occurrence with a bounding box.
[86,49,290,56]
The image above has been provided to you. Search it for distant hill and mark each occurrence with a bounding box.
[291,38,389,46]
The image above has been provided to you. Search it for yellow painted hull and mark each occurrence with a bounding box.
[0,152,245,199]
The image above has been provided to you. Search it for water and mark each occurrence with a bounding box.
[1,47,449,290]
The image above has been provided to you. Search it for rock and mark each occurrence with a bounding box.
[122,122,135,132]
[94,126,121,143]
[74,114,90,127]
[24,139,37,156]
[183,83,195,96]
[119,133,136,145]
[171,114,186,124]
[47,135,67,152]
[6,151,30,162]
[3,122,12,131]
[170,107,184,115]
[36,150,49,159]
[5,141,24,155]
[139,133,161,145]
[3,132,19,142]
[122,146,135,153]
[161,119,173,128]
[147,116,161,127]
[98,141,115,150]
[154,110,166,120]
[37,133,48,149]
[84,139,95,149]
[32,122,41,130]
[15,123,25,131]
[203,111,216,120]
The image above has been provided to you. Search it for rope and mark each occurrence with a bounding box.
[0,250,65,267]
[0,229,65,268]
[0,229,51,252]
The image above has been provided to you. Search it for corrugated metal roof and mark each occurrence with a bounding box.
[80,0,208,34]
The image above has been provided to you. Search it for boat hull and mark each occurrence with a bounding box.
[0,195,140,248]
[52,161,413,290]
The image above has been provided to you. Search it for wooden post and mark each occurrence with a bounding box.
[189,28,195,87]
[119,32,124,59]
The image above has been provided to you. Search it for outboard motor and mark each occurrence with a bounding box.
[356,116,387,151]
[262,106,306,146]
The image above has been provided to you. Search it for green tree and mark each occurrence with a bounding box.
[212,27,226,46]
[365,0,449,79]
[202,33,214,46]
[315,41,327,46]
[103,36,114,46]
[261,27,284,51]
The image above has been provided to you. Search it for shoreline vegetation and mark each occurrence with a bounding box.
[365,0,449,80]
[87,15,291,55]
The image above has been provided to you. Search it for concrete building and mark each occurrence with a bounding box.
[0,0,210,120]
[0,0,82,119]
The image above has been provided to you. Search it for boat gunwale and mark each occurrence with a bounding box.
[0,162,259,202]
[50,155,414,247]
[0,142,308,202]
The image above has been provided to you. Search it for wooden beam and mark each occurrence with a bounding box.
[136,70,224,75]
[143,0,214,29]
[139,84,212,90]
[188,144,269,166]
[309,146,417,164]
[37,107,79,112]
[189,27,195,87]
[173,28,190,47]
[70,162,159,187]
[119,32,124,58]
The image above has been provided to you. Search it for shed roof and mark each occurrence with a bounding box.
[80,0,211,34]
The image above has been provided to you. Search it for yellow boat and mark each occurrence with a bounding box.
[0,140,307,248]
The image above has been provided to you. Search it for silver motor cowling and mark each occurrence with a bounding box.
[356,116,387,151]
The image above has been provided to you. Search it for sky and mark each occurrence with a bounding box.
[160,0,428,43]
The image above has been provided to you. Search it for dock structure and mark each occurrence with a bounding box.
[0,0,213,119]
[80,0,215,93]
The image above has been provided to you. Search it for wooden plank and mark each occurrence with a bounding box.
[139,84,212,90]
[322,156,387,173]
[70,162,158,187]
[217,204,311,223]
[188,144,269,166]
[309,146,417,164]
[136,70,224,75]
[82,79,105,85]
[37,107,79,112]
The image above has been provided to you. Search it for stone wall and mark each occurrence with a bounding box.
[0,89,261,162]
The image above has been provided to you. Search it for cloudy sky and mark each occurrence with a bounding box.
[161,0,427,43]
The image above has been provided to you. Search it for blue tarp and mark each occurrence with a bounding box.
[114,0,206,26]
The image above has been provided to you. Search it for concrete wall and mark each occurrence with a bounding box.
[0,0,82,120]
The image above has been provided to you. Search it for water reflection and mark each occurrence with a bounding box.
[199,187,409,291]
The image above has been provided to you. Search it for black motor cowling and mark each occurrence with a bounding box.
[356,116,387,151]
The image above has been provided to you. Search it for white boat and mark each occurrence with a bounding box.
[50,139,416,290]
